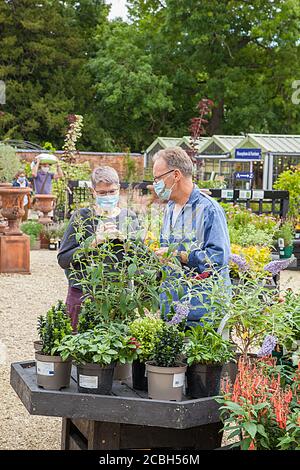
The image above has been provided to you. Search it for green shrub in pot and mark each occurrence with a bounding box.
[57,322,141,394]
[145,323,186,401]
[21,220,43,248]
[129,315,164,391]
[184,322,235,398]
[36,300,73,390]
[129,315,164,363]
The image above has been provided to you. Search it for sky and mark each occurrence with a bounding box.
[107,0,128,20]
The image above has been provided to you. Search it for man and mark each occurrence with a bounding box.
[31,153,63,194]
[152,147,231,325]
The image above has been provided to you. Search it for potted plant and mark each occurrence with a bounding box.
[226,275,294,360]
[184,322,235,398]
[129,315,164,391]
[35,301,73,390]
[145,323,186,401]
[21,220,43,249]
[57,322,141,395]
[274,221,295,258]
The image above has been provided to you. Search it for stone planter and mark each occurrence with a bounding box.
[0,187,31,235]
[33,194,56,224]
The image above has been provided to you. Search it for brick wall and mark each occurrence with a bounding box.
[17,150,145,181]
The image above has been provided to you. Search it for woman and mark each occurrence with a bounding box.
[57,166,140,330]
[12,169,31,221]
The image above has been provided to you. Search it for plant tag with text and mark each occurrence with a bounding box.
[173,373,185,388]
[79,374,98,389]
[36,361,55,376]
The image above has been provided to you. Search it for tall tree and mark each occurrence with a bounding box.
[90,19,174,151]
[0,0,109,148]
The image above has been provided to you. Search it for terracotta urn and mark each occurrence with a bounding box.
[34,194,57,224]
[0,187,31,235]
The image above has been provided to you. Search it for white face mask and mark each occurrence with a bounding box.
[41,166,49,173]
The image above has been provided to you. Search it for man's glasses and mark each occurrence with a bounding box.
[153,169,175,184]
[94,189,119,196]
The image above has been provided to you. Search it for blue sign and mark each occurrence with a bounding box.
[234,172,254,180]
[235,148,262,160]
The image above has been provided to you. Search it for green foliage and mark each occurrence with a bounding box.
[0,144,21,182]
[0,0,109,149]
[197,179,227,189]
[21,220,43,246]
[70,216,162,323]
[2,1,300,150]
[229,225,275,248]
[57,322,141,365]
[89,20,174,151]
[274,169,300,219]
[129,315,164,362]
[152,323,185,367]
[226,275,295,357]
[37,301,72,356]
[52,161,92,214]
[77,297,105,333]
[184,322,235,366]
[273,221,295,247]
[41,220,69,241]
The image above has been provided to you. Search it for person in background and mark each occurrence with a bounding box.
[31,153,63,195]
[57,166,140,331]
[12,169,31,221]
[152,147,231,326]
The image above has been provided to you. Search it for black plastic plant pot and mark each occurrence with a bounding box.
[186,363,223,398]
[132,360,148,391]
[76,362,116,395]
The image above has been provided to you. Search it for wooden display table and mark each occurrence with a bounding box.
[10,361,223,450]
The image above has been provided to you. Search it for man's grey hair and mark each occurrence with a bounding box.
[91,166,120,187]
[152,147,193,177]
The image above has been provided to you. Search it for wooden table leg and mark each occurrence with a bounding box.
[88,421,121,450]
[61,418,71,450]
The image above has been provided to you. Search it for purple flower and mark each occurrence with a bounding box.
[257,335,277,357]
[229,254,249,272]
[264,258,293,276]
[167,302,189,326]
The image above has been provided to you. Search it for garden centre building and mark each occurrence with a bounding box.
[145,134,300,190]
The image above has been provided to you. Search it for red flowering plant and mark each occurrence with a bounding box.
[216,357,300,450]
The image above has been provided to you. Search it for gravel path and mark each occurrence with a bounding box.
[0,250,67,450]
[0,250,299,450]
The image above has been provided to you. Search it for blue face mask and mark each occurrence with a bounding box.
[153,179,175,201]
[96,193,119,210]
[18,176,26,183]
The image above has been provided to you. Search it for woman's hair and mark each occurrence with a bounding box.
[15,169,26,179]
[91,166,120,187]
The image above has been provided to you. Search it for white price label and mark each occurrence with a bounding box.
[78,180,92,188]
[239,190,251,199]
[252,190,264,200]
[36,361,54,376]
[79,374,98,389]
[221,189,234,199]
[173,373,185,388]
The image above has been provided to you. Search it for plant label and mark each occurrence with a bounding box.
[79,374,98,389]
[36,361,54,376]
[221,189,234,199]
[252,190,264,200]
[173,373,185,388]
[239,190,251,199]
